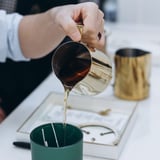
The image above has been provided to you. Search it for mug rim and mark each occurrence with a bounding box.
[30,122,83,149]
[115,48,151,57]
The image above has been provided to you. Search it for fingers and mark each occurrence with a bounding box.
[61,19,82,41]
[81,20,105,51]
[78,3,105,51]
[52,2,105,49]
[49,4,81,42]
[96,31,107,52]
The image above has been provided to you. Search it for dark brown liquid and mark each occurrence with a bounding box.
[52,42,91,90]
[58,58,91,90]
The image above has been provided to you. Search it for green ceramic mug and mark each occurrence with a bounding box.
[30,123,83,160]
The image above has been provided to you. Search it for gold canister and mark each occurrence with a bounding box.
[114,48,151,100]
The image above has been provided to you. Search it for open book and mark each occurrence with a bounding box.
[16,92,138,159]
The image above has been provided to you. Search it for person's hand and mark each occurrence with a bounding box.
[19,2,105,59]
[48,2,105,51]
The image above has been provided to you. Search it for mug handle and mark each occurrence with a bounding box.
[77,24,96,52]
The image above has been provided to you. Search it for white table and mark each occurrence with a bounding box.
[1,23,160,160]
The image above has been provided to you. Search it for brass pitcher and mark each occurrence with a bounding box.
[51,26,112,95]
[114,48,151,100]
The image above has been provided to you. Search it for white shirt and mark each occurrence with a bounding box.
[0,10,28,62]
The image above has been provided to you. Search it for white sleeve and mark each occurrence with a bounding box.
[0,10,30,62]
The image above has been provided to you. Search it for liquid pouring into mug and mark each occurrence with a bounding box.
[51,25,112,124]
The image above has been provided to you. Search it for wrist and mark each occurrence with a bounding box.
[46,8,65,37]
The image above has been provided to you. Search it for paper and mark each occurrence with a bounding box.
[24,103,129,146]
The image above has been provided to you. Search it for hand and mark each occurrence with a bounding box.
[20,2,105,59]
[48,2,105,51]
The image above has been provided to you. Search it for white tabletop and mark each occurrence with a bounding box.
[1,23,160,160]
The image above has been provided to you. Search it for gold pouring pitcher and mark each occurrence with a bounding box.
[51,25,112,95]
[114,48,151,100]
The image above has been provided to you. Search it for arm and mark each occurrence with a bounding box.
[19,2,105,59]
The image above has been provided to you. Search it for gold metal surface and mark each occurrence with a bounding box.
[73,49,112,95]
[114,48,151,100]
[74,25,112,95]
[77,24,83,36]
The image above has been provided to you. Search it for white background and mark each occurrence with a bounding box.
[118,0,160,25]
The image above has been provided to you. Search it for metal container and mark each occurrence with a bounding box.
[114,48,151,100]
[51,40,112,96]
